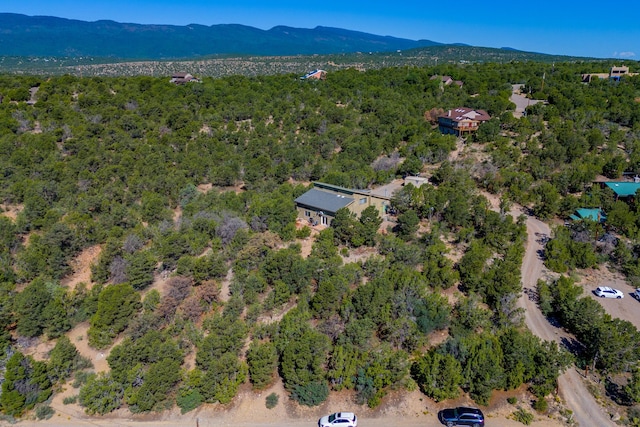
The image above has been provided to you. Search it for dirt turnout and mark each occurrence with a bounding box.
[20,380,565,427]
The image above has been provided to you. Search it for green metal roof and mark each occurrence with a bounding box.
[604,182,640,197]
[571,208,606,222]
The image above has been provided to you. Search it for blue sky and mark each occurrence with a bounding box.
[3,0,639,59]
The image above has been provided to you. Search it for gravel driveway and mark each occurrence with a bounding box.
[518,210,616,426]
[510,84,543,118]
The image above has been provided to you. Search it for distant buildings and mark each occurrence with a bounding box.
[170,73,201,84]
[301,69,327,80]
[581,66,637,83]
[430,75,463,88]
[438,107,491,136]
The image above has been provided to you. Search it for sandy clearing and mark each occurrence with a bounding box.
[0,203,23,220]
[60,245,102,291]
[66,323,110,373]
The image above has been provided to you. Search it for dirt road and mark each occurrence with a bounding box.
[518,212,615,426]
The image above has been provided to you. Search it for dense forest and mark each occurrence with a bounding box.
[0,59,640,422]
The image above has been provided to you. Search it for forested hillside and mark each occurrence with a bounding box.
[0,13,443,59]
[0,60,640,421]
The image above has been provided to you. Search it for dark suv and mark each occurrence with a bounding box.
[438,406,485,427]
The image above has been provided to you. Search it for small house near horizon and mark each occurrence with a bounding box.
[170,72,201,84]
[301,69,327,80]
[430,75,463,87]
[581,66,637,83]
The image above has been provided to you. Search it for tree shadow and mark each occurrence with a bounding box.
[545,314,562,329]
[560,336,584,354]
[605,377,633,406]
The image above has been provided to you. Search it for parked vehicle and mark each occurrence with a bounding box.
[438,406,485,427]
[318,412,357,427]
[594,286,624,299]
[634,288,640,300]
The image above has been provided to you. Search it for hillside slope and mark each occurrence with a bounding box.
[0,13,444,59]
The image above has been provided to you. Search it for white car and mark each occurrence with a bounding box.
[318,412,357,427]
[594,286,624,299]
[634,288,640,300]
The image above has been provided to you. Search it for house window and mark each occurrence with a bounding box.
[321,216,329,225]
[304,210,311,217]
[359,197,367,205]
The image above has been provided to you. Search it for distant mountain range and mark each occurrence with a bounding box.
[0,13,471,59]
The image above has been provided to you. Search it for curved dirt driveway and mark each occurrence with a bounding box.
[519,212,615,426]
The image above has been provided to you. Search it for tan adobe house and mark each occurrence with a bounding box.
[438,107,491,136]
[581,66,637,83]
[294,182,392,226]
[170,73,201,84]
[430,75,463,87]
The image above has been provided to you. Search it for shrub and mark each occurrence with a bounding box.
[512,407,534,425]
[35,405,55,420]
[265,392,279,409]
[533,398,548,413]
[63,395,78,405]
[295,226,311,239]
[176,389,203,414]
[507,396,518,405]
[627,406,640,427]
[291,381,329,406]
[78,374,124,415]
[72,371,94,388]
